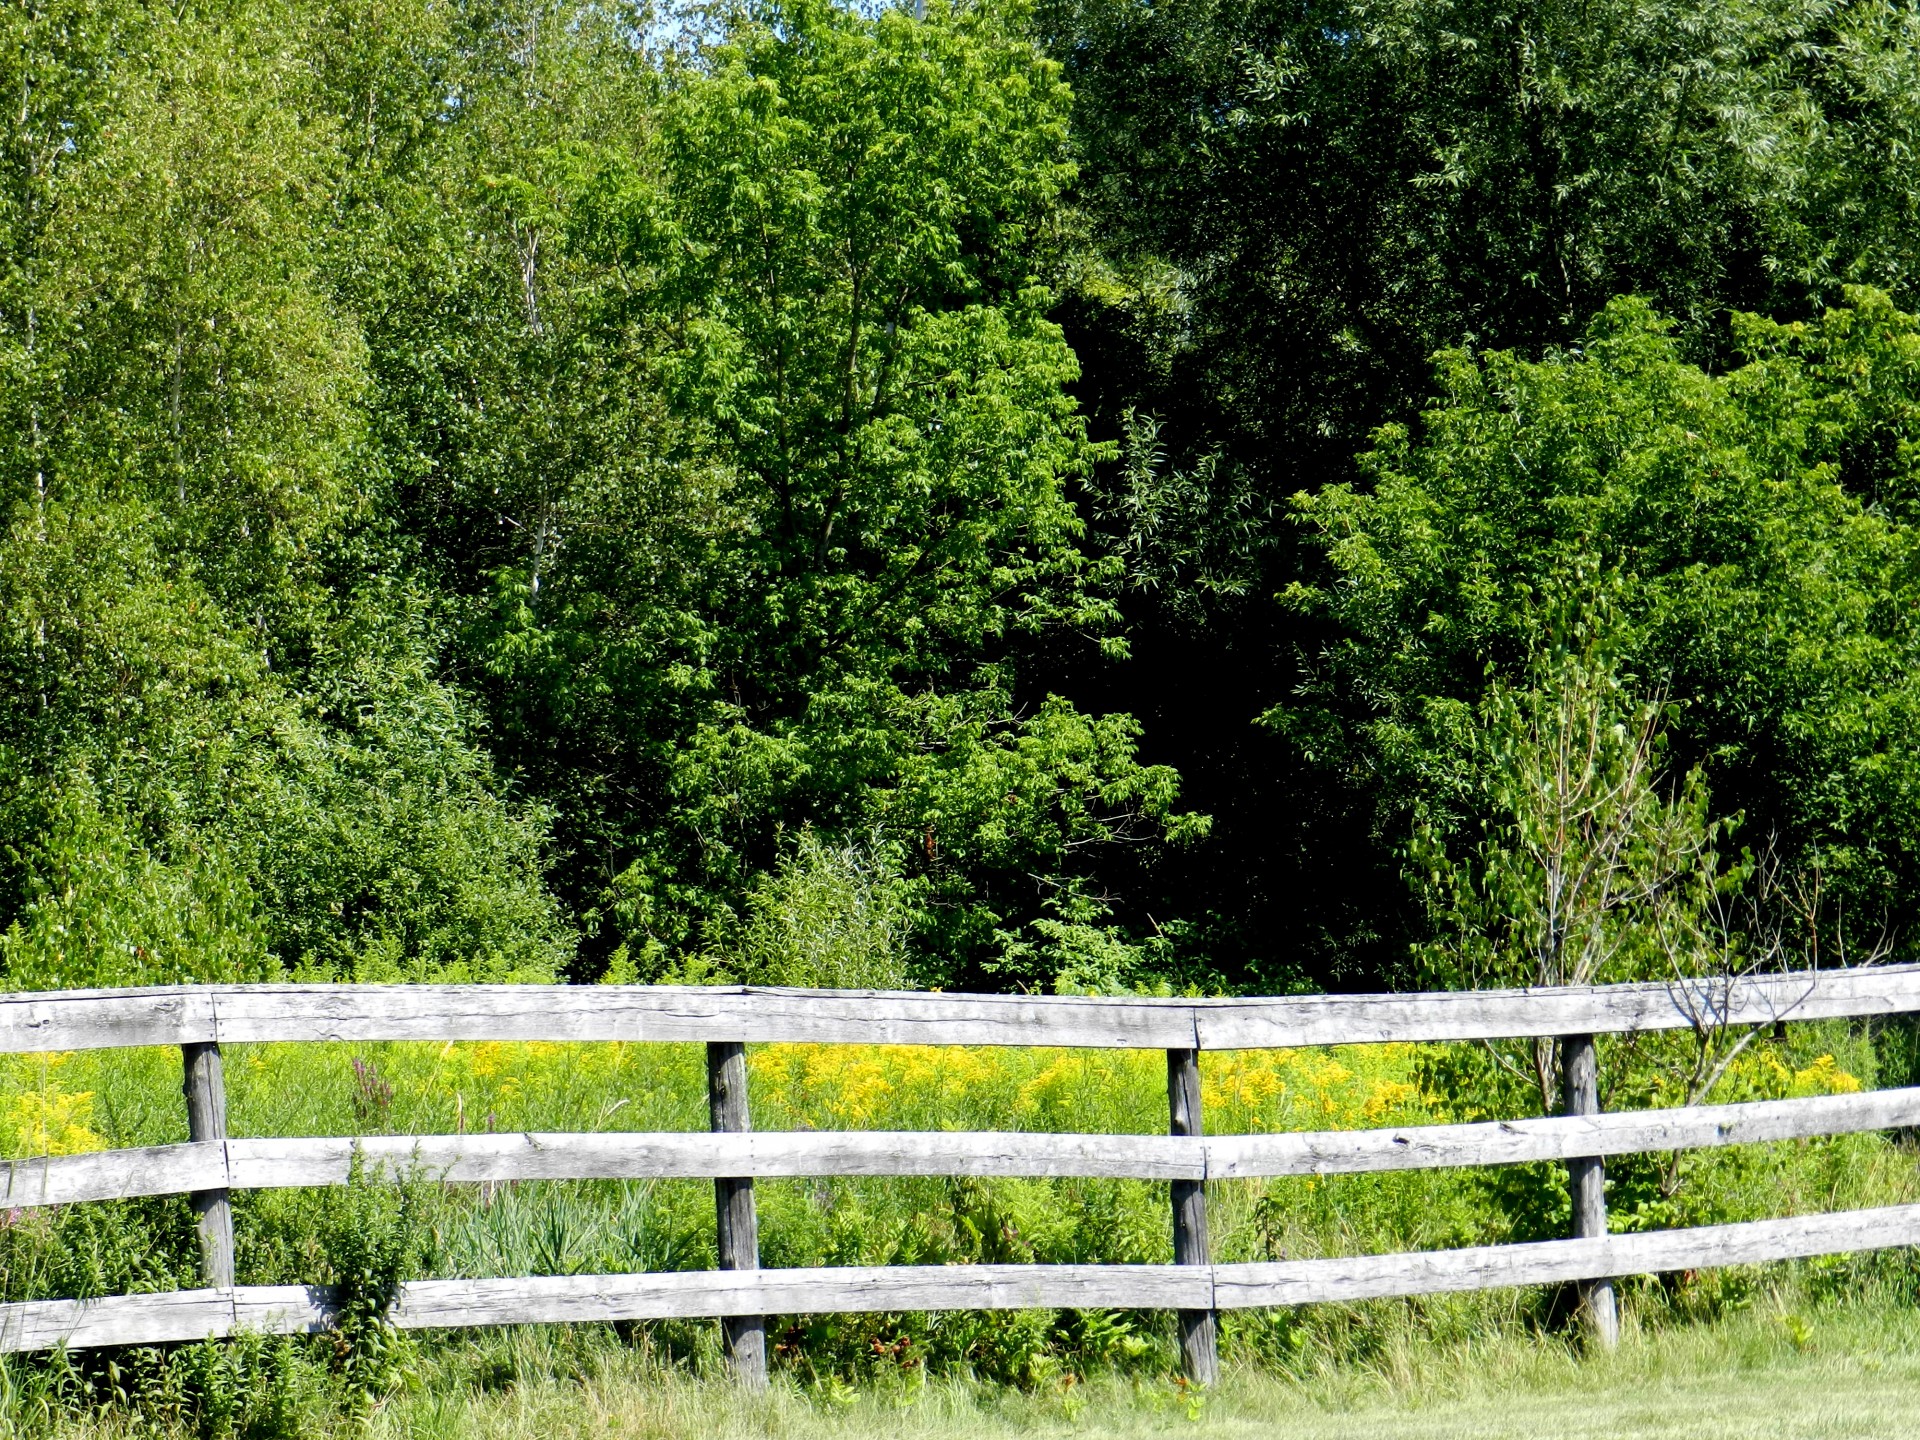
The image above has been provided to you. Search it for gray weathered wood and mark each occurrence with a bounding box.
[0,1285,333,1353]
[0,1290,237,1353]
[14,1198,1920,1351]
[1191,966,1920,1049]
[708,1040,765,1388]
[1561,1034,1617,1348]
[210,984,1198,1050]
[1166,1048,1217,1385]
[181,1042,234,1289]
[221,1130,1203,1188]
[11,969,1920,1362]
[390,1264,1216,1329]
[1206,1085,1920,1177]
[1212,1201,1920,1308]
[7,965,1918,1055]
[0,1267,1216,1352]
[0,1142,226,1208]
[0,987,218,1055]
[17,1080,1920,1208]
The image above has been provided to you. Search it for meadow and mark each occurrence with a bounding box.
[1,1017,1915,1434]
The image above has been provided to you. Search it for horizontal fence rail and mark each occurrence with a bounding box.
[2,966,1919,1377]
[12,1083,1920,1208]
[7,965,1920,1054]
[10,1203,1920,1354]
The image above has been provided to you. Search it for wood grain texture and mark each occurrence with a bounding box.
[11,1199,1920,1351]
[220,1131,1206,1187]
[389,1265,1216,1329]
[0,1142,225,1207]
[708,1039,765,1387]
[1166,1047,1218,1385]
[7,965,1918,1055]
[1207,1086,1920,1177]
[1560,1033,1619,1347]
[1212,1203,1920,1308]
[0,987,216,1054]
[181,1042,234,1289]
[0,1290,235,1352]
[13,1082,1919,1210]
[0,1286,332,1353]
[209,985,1200,1050]
[1193,967,1920,1049]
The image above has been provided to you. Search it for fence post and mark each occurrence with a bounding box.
[1166,1047,1218,1384]
[1560,1033,1618,1348]
[180,1042,234,1289]
[707,1040,767,1387]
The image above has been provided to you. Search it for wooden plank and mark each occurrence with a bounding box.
[1212,1202,1920,1308]
[18,1076,1920,1211]
[0,1290,237,1352]
[1194,965,1920,1049]
[231,1284,340,1337]
[390,1264,1216,1329]
[207,985,1200,1050]
[1560,1033,1618,1346]
[0,987,216,1054]
[10,1199,1920,1351]
[1166,1047,1217,1384]
[3,967,1918,1054]
[0,1287,333,1353]
[0,1269,1207,1352]
[708,1039,765,1387]
[0,1143,225,1208]
[181,1042,234,1289]
[1206,1086,1920,1178]
[223,1130,1205,1187]
[21,1081,1915,1209]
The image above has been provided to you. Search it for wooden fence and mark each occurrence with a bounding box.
[6,967,1920,1384]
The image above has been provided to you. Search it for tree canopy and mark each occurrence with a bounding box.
[10,0,1920,994]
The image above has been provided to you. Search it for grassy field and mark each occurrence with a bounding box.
[17,1306,1920,1438]
[7,1030,1919,1435]
[302,1299,1920,1439]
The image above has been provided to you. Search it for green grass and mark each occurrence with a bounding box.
[12,1279,1920,1436]
[20,1297,1887,1439]
[9,1026,1920,1434]
[349,1300,1920,1438]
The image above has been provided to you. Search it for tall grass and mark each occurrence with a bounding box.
[16,1286,1920,1438]
[0,1018,1915,1427]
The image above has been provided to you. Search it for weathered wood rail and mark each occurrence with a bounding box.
[3,967,1919,1380]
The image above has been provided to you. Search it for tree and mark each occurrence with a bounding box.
[1030,0,1920,988]
[286,0,1205,985]
[1295,291,1920,972]
[0,0,573,984]
[1415,615,1731,1111]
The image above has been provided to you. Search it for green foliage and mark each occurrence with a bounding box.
[0,0,573,986]
[1055,0,1920,380]
[1020,0,1920,989]
[371,0,1202,981]
[0,779,271,990]
[19,0,1920,1426]
[0,1196,200,1305]
[1413,629,1730,994]
[314,1162,433,1420]
[1290,292,1920,965]
[0,0,1213,991]
[157,1334,323,1440]
[732,830,913,990]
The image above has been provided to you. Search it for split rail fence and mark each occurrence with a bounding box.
[7,967,1920,1383]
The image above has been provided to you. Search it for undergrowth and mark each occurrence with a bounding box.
[0,1020,1912,1432]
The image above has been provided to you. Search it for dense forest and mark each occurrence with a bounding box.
[12,0,1920,1000]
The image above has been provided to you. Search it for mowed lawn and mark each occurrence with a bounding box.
[334,1304,1920,1440]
